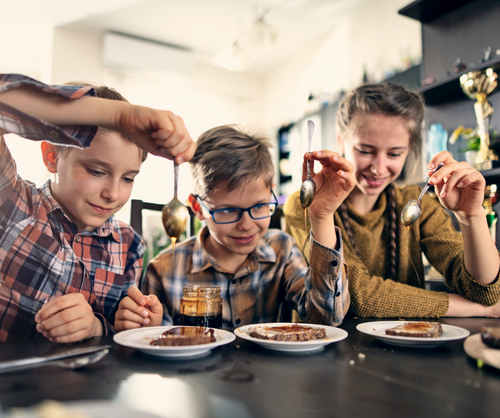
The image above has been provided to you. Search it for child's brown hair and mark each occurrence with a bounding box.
[190,124,275,199]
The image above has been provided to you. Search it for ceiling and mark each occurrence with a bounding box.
[44,0,374,75]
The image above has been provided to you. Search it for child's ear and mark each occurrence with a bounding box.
[188,194,206,221]
[41,142,58,173]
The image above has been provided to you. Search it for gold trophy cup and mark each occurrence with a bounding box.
[459,68,498,170]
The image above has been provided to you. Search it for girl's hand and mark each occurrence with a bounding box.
[427,151,486,221]
[115,287,163,331]
[303,150,356,221]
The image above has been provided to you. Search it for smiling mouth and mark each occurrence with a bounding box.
[89,203,114,214]
[231,235,255,245]
[363,174,388,183]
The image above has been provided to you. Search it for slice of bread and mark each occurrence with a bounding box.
[385,322,443,338]
[248,324,326,342]
[150,327,215,346]
[481,327,500,349]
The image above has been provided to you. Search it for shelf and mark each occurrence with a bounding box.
[398,0,478,23]
[418,56,500,106]
[482,167,500,184]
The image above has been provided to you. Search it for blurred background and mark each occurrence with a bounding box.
[1,0,421,222]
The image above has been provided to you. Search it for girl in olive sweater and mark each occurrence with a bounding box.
[285,82,500,318]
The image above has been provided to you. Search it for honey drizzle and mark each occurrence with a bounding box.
[404,225,422,288]
[171,236,177,277]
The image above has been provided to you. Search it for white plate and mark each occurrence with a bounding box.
[464,334,500,370]
[113,326,235,358]
[356,321,470,348]
[234,323,348,352]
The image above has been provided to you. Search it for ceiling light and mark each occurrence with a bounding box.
[211,42,254,72]
[211,8,277,72]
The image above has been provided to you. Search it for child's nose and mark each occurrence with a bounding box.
[102,179,120,201]
[236,211,253,229]
[371,154,386,175]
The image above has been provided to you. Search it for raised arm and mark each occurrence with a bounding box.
[0,77,196,163]
[428,151,500,285]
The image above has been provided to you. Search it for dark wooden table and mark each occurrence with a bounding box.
[1,318,500,418]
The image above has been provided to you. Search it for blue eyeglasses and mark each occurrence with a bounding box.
[196,191,278,224]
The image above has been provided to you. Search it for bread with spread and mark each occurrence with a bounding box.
[480,327,500,349]
[150,326,216,346]
[248,324,326,341]
[385,322,443,338]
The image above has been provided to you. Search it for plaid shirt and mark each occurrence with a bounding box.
[0,74,144,341]
[144,226,349,328]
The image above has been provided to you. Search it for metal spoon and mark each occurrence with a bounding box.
[300,120,317,209]
[401,163,444,227]
[0,348,110,374]
[162,162,189,241]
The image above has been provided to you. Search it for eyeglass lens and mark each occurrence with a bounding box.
[213,204,276,223]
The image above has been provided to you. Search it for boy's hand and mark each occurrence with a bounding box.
[427,151,486,222]
[116,104,196,164]
[115,287,163,331]
[304,150,356,221]
[35,293,102,343]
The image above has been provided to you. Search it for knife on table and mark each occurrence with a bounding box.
[0,344,111,373]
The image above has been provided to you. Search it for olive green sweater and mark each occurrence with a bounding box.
[284,185,500,318]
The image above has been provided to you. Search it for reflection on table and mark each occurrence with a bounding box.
[1,318,499,418]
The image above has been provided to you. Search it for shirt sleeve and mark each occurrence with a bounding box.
[0,74,97,147]
[282,227,349,327]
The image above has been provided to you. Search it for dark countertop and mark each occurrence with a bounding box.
[1,317,499,418]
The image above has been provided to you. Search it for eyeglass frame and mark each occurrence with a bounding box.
[195,190,279,224]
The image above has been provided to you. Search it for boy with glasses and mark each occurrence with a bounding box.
[115,124,355,329]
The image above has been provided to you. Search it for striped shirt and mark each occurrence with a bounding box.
[0,74,144,341]
[143,226,349,328]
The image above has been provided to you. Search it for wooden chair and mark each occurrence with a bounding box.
[130,199,196,237]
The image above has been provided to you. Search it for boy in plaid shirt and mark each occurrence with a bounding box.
[0,74,195,342]
[116,125,354,330]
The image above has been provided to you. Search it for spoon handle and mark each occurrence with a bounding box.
[417,162,444,203]
[173,162,179,200]
[306,120,315,179]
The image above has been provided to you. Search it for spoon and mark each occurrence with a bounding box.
[401,163,444,227]
[300,120,317,209]
[0,348,110,374]
[162,162,189,242]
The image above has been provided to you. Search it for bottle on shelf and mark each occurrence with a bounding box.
[484,184,498,243]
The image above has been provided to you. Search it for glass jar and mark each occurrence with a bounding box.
[180,285,222,328]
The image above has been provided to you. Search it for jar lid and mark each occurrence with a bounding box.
[182,284,220,296]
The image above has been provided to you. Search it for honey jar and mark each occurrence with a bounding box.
[180,285,222,328]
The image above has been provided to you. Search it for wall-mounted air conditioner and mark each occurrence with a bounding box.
[102,31,195,78]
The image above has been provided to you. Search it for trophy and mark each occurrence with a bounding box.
[459,68,498,170]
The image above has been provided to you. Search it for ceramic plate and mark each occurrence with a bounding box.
[113,326,235,358]
[464,334,500,370]
[234,323,348,352]
[356,321,470,348]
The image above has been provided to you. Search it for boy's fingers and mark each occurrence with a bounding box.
[145,295,163,315]
[119,296,151,318]
[35,293,84,323]
[116,307,150,326]
[127,287,147,306]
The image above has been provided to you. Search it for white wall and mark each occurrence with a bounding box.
[264,0,421,129]
[2,0,421,224]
